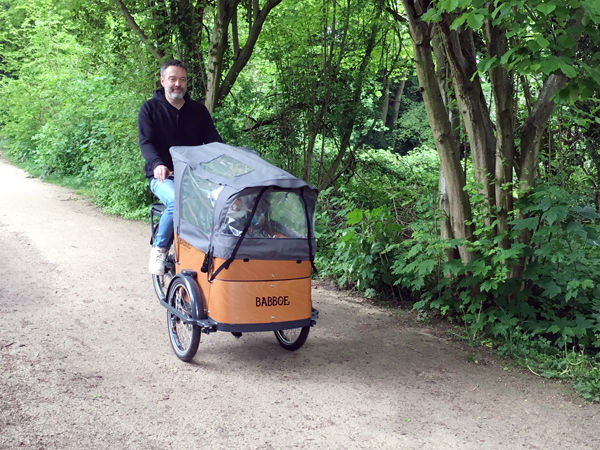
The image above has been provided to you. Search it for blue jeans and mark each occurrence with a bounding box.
[150,177,175,249]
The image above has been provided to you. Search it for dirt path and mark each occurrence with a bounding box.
[0,156,598,449]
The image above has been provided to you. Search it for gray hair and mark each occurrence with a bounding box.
[160,59,188,77]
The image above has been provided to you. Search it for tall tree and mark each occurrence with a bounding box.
[205,0,283,110]
[246,0,403,186]
[113,0,281,108]
[397,0,600,273]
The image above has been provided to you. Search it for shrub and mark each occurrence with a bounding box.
[315,146,439,298]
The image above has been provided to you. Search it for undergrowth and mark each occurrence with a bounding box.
[317,169,600,402]
[448,325,600,402]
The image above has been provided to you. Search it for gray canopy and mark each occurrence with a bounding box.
[171,143,318,264]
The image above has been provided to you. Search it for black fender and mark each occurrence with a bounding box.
[166,271,207,320]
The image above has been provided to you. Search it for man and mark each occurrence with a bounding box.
[139,59,222,275]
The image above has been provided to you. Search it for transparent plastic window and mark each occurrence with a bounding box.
[202,154,253,177]
[181,167,223,233]
[220,190,308,239]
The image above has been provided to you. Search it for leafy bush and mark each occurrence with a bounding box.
[396,184,600,350]
[316,202,404,298]
[315,146,439,298]
[1,66,151,219]
[84,76,152,219]
[390,181,600,399]
[0,4,153,219]
[390,95,435,154]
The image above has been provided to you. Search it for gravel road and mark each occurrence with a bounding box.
[0,156,598,449]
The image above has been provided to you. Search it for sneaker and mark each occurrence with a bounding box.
[149,246,167,275]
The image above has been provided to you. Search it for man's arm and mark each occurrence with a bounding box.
[138,102,165,173]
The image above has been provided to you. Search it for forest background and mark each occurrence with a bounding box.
[1,0,599,400]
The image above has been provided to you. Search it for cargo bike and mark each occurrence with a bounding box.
[150,143,319,361]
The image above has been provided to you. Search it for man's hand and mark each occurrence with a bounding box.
[153,165,171,182]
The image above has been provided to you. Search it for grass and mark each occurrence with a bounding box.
[448,324,600,403]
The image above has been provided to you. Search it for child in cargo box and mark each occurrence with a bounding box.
[221,195,287,239]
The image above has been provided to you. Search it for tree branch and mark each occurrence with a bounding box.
[518,72,568,189]
[214,0,283,108]
[113,0,164,61]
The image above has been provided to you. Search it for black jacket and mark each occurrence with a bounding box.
[138,88,222,178]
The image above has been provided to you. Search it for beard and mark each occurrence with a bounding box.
[165,88,186,101]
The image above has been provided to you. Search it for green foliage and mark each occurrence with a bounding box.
[0,3,91,168]
[390,96,435,154]
[84,76,152,219]
[243,0,406,185]
[402,183,600,347]
[316,146,439,298]
[496,334,600,402]
[425,0,600,103]
[395,181,600,399]
[402,0,600,399]
[317,201,402,298]
[0,2,152,219]
[2,69,151,218]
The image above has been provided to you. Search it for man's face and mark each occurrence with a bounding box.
[160,65,188,101]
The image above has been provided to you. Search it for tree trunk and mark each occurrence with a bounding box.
[302,107,325,182]
[172,0,207,98]
[114,0,164,61]
[205,0,237,112]
[437,17,496,210]
[510,72,568,279]
[484,17,514,250]
[431,29,458,261]
[381,77,391,125]
[518,73,567,191]
[389,79,406,131]
[206,0,282,112]
[320,0,383,189]
[401,0,474,264]
[148,0,170,60]
[303,0,334,182]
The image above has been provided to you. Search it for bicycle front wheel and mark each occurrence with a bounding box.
[166,278,201,362]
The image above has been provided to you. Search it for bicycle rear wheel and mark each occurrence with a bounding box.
[274,326,310,351]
